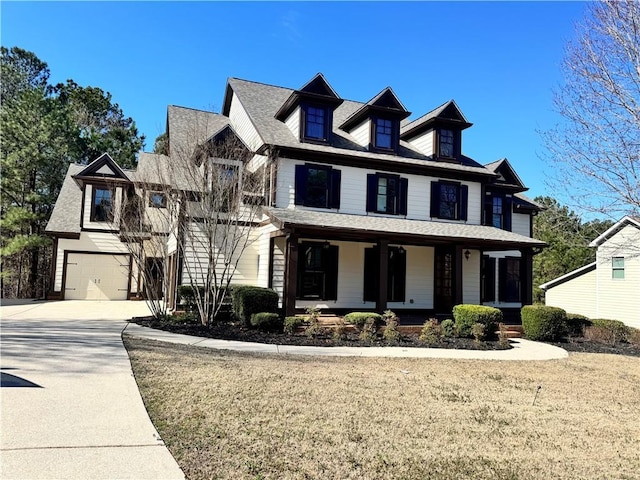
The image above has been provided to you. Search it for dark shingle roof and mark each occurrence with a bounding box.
[46,164,85,235]
[265,207,546,249]
[167,105,229,157]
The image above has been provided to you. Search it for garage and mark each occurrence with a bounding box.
[64,253,130,300]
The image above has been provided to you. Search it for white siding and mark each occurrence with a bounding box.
[545,269,597,318]
[512,212,530,237]
[228,92,263,151]
[256,223,278,288]
[55,231,130,291]
[350,119,371,148]
[595,225,640,328]
[284,106,301,139]
[83,184,124,230]
[275,158,483,224]
[272,237,285,305]
[407,130,434,156]
[463,249,481,304]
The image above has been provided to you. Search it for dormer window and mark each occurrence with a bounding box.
[375,118,394,150]
[91,186,114,222]
[303,105,329,142]
[439,129,455,158]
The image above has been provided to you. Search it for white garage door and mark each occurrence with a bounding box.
[65,253,130,300]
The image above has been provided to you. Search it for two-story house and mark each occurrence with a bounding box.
[46,73,545,321]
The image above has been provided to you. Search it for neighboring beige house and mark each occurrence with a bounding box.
[46,73,545,320]
[540,216,640,329]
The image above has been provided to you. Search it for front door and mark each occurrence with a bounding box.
[434,246,455,314]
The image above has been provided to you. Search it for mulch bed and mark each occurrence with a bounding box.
[550,338,640,357]
[130,317,511,350]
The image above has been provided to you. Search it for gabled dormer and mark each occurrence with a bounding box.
[339,87,410,154]
[72,153,132,230]
[275,73,343,144]
[483,158,530,231]
[400,100,471,162]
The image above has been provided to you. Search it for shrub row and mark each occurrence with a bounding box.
[452,304,502,339]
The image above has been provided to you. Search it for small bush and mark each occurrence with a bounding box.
[452,305,503,338]
[629,328,640,346]
[250,312,283,332]
[333,317,348,342]
[590,319,630,343]
[231,286,279,326]
[359,317,378,344]
[284,316,306,335]
[472,323,486,343]
[521,305,567,341]
[170,311,198,324]
[344,312,383,330]
[304,306,325,338]
[566,313,592,336]
[420,319,442,344]
[440,319,455,338]
[382,310,401,344]
[498,323,510,348]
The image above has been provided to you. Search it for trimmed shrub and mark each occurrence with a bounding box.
[440,319,455,338]
[521,305,567,341]
[629,328,640,346]
[382,310,401,344]
[231,286,279,326]
[420,319,442,344]
[250,312,283,332]
[452,305,503,339]
[284,316,306,335]
[344,312,383,329]
[176,285,231,319]
[590,319,630,343]
[566,313,592,336]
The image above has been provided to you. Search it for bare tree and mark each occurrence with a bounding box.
[119,115,269,326]
[542,0,640,219]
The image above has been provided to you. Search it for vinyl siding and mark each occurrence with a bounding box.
[256,223,278,288]
[512,212,530,237]
[595,225,640,328]
[406,130,434,156]
[462,249,481,304]
[275,158,483,224]
[350,119,371,148]
[228,92,263,151]
[545,269,597,318]
[284,106,301,139]
[272,237,285,305]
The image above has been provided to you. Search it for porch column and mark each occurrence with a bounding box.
[520,248,533,305]
[284,233,299,316]
[455,245,464,305]
[376,239,389,313]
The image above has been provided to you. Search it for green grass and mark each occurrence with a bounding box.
[124,336,640,480]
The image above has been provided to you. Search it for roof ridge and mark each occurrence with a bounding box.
[168,104,223,115]
[228,77,294,93]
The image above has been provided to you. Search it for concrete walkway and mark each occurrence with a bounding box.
[124,322,569,361]
[1,300,184,480]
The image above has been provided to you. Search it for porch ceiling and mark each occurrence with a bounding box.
[264,207,546,251]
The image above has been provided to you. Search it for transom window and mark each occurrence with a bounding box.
[439,129,455,158]
[612,257,625,279]
[375,118,394,150]
[149,192,167,208]
[304,105,327,141]
[91,186,113,222]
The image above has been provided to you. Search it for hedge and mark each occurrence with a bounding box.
[344,312,383,329]
[231,286,279,326]
[250,312,283,332]
[566,313,591,336]
[521,305,567,341]
[452,305,503,338]
[590,318,630,342]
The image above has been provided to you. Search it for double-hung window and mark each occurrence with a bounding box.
[430,181,468,221]
[483,192,512,230]
[91,186,114,222]
[303,105,328,142]
[363,246,406,303]
[375,118,394,150]
[294,164,341,209]
[297,242,339,300]
[366,173,408,215]
[499,257,521,303]
[439,129,455,158]
[612,257,625,279]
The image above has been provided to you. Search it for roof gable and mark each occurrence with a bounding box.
[340,87,410,132]
[299,73,340,98]
[484,158,526,191]
[274,73,344,121]
[73,153,131,185]
[400,100,472,139]
[589,216,640,247]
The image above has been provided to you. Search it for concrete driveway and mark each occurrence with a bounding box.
[0,300,184,480]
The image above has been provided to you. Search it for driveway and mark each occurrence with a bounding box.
[0,300,184,480]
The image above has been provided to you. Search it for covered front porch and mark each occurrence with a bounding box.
[264,208,545,320]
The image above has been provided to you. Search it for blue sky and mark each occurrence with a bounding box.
[2,1,587,200]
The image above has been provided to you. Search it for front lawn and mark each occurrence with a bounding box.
[124,337,640,480]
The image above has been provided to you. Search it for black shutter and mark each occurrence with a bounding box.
[366,174,377,212]
[504,196,513,232]
[363,247,378,302]
[294,164,307,206]
[484,194,493,226]
[459,185,468,221]
[329,169,341,209]
[398,177,408,216]
[482,256,496,302]
[323,245,339,300]
[498,258,506,302]
[430,181,440,217]
[389,248,406,302]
